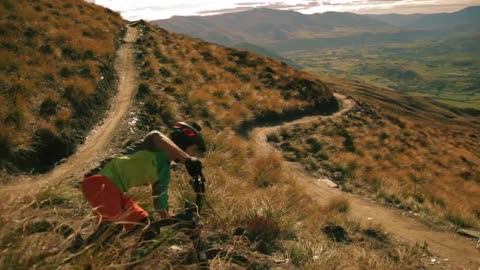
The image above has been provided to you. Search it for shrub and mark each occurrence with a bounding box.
[154,49,169,63]
[363,225,389,243]
[39,44,52,54]
[266,133,280,143]
[383,193,401,205]
[59,67,73,78]
[0,133,12,160]
[136,83,151,99]
[446,213,473,228]
[244,212,281,253]
[140,68,154,79]
[62,47,82,61]
[77,65,92,78]
[39,97,58,117]
[305,136,322,153]
[322,223,350,243]
[23,27,40,39]
[31,128,72,173]
[159,67,171,77]
[173,77,184,85]
[4,109,23,128]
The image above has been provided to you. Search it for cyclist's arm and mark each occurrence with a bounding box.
[152,176,169,213]
[147,132,190,163]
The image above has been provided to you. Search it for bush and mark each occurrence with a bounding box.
[39,97,58,117]
[266,133,280,143]
[59,67,72,78]
[322,224,350,243]
[136,83,150,99]
[140,68,154,79]
[4,109,23,128]
[62,47,82,61]
[159,67,171,77]
[0,134,12,160]
[363,226,389,243]
[39,44,52,54]
[305,136,322,153]
[446,213,473,228]
[30,128,72,173]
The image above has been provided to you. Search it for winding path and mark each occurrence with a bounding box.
[1,24,478,269]
[251,93,480,269]
[1,26,139,204]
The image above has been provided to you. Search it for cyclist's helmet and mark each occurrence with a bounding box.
[170,122,206,152]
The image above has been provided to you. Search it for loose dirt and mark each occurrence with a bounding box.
[251,93,480,269]
[1,24,478,269]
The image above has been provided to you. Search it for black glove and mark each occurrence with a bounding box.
[185,157,203,177]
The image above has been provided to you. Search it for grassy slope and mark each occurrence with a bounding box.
[0,0,125,174]
[131,21,335,133]
[0,21,431,269]
[270,77,480,229]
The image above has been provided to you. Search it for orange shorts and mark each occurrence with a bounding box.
[82,175,148,230]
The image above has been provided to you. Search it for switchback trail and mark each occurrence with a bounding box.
[0,26,139,204]
[1,24,478,269]
[251,93,480,269]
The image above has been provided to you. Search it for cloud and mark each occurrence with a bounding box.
[94,0,480,20]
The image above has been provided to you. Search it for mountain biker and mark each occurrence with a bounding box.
[81,122,206,234]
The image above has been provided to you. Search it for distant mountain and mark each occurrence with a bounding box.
[231,42,302,69]
[370,6,480,30]
[154,8,394,46]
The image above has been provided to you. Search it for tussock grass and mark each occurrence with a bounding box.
[0,129,429,268]
[1,12,433,269]
[131,21,335,134]
[0,0,125,172]
[272,94,480,228]
[324,196,350,214]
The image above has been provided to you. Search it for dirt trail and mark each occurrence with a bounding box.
[251,93,480,269]
[1,26,139,204]
[1,24,478,268]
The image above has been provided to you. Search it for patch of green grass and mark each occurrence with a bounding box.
[285,38,480,109]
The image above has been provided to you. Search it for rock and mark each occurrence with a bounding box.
[456,229,480,239]
[168,245,185,252]
[318,178,338,188]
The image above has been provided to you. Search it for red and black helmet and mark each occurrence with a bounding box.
[170,122,206,152]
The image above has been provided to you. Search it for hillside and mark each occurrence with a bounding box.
[154,8,394,47]
[154,6,479,55]
[231,42,302,69]
[0,0,125,174]
[370,6,480,30]
[1,2,479,269]
[269,77,480,229]
[131,21,336,134]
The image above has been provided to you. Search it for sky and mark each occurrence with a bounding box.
[91,0,480,21]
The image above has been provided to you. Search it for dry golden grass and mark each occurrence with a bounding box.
[132,21,335,132]
[0,0,124,171]
[0,10,442,269]
[0,125,429,268]
[271,80,480,228]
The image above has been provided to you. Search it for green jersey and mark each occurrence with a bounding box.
[96,131,171,211]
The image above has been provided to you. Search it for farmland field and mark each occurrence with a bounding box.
[284,37,480,109]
